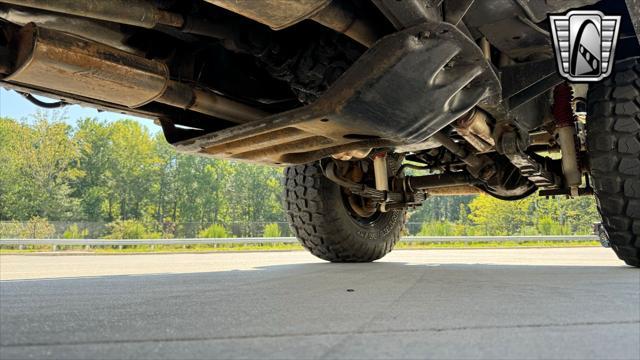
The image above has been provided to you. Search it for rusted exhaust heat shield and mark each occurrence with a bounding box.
[3,24,265,123]
[204,0,379,47]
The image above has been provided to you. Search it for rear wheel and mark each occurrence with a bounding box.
[587,58,640,267]
[284,162,405,262]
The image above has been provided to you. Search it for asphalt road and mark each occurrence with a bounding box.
[1,248,638,359]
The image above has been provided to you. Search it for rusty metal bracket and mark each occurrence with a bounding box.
[498,131,560,188]
[169,20,501,165]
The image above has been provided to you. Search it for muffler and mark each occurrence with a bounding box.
[2,24,266,123]
[6,23,168,108]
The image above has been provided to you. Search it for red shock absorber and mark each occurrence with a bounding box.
[552,83,576,128]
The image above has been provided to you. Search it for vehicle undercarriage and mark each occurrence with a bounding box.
[0,0,639,264]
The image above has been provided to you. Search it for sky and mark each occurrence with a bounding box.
[0,88,157,132]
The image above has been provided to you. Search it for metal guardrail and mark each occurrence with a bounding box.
[403,235,598,243]
[0,237,298,246]
[0,235,599,248]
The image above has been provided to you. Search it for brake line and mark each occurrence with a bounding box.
[19,92,68,109]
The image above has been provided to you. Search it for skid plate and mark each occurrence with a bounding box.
[166,20,500,165]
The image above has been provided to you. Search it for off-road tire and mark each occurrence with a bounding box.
[284,162,405,262]
[587,58,640,267]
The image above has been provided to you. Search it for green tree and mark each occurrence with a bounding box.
[228,163,283,225]
[417,221,454,236]
[467,195,533,235]
[0,113,81,220]
[108,120,160,220]
[73,118,115,220]
[0,118,22,220]
[409,196,475,224]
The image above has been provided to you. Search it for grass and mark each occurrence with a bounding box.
[0,240,601,254]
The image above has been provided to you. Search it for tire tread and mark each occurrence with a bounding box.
[284,163,403,262]
[587,58,640,267]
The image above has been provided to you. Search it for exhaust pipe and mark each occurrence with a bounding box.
[3,24,266,123]
[0,5,142,54]
[0,0,232,39]
[0,0,184,29]
[1,0,379,45]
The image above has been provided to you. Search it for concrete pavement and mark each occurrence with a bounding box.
[1,248,638,359]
